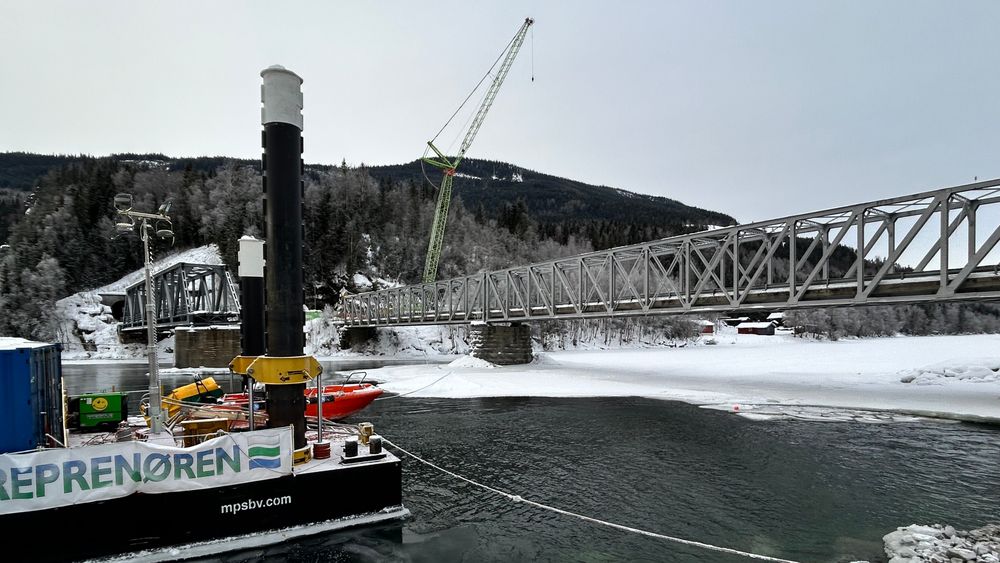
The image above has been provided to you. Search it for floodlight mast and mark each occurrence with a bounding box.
[113,195,173,435]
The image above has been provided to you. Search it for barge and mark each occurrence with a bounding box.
[0,65,407,562]
[2,424,406,563]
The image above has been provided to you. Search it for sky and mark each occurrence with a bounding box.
[2,1,999,223]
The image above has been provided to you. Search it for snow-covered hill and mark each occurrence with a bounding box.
[57,244,223,359]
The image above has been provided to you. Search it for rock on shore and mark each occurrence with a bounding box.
[883,523,1000,562]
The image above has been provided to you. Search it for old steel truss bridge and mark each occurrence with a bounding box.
[339,178,1000,327]
[121,262,241,331]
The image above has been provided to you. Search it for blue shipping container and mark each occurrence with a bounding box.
[0,339,65,454]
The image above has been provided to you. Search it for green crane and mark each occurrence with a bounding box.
[421,17,535,283]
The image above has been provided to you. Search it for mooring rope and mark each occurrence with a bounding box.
[383,438,802,563]
[374,370,453,401]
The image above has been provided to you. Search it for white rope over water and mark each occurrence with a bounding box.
[383,439,802,563]
[374,370,454,401]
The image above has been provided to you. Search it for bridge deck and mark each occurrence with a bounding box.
[339,178,1000,327]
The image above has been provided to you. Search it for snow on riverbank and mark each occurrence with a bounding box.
[57,290,173,360]
[306,320,470,357]
[57,245,222,360]
[898,359,1000,385]
[359,333,1000,423]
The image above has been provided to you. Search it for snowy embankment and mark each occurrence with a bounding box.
[305,312,469,358]
[364,332,1000,423]
[57,245,223,360]
[883,523,999,562]
[58,262,468,361]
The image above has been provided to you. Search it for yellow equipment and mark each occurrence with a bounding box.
[161,377,223,420]
[179,417,230,447]
[228,355,321,385]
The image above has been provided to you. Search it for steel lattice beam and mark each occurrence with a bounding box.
[122,262,241,331]
[338,179,1000,327]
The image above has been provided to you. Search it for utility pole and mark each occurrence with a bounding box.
[114,194,173,435]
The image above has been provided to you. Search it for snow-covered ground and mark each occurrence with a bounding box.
[306,309,469,357]
[361,332,1000,424]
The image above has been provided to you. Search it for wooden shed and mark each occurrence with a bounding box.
[695,320,715,334]
[766,312,785,327]
[736,321,776,336]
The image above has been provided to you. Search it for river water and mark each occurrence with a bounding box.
[62,362,1000,563]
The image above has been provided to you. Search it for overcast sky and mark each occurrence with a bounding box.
[2,1,999,223]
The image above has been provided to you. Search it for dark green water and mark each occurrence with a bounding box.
[61,365,1000,562]
[235,397,998,563]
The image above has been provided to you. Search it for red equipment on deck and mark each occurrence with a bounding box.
[220,383,382,423]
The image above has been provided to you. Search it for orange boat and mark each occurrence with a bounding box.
[304,383,383,420]
[220,383,383,422]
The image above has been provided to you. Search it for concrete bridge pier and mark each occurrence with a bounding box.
[340,327,378,351]
[174,326,241,368]
[469,322,533,365]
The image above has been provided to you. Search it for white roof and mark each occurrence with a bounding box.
[767,312,784,320]
[0,337,51,350]
[737,322,775,329]
[695,320,715,326]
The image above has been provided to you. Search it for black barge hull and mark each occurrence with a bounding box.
[4,458,405,562]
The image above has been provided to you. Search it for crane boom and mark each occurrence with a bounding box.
[421,17,534,283]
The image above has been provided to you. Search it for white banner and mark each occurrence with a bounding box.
[0,427,292,515]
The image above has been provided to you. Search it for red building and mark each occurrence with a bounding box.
[736,321,776,336]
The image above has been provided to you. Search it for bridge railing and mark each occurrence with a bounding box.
[339,178,1000,327]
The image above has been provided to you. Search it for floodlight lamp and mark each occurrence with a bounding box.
[116,222,135,233]
[158,200,172,216]
[156,219,175,242]
[114,193,133,211]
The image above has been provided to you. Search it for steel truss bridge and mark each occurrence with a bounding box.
[339,179,1000,327]
[122,262,241,331]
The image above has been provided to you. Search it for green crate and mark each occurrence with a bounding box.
[77,392,128,428]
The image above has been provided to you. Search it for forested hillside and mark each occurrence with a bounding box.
[367,159,736,249]
[0,152,737,251]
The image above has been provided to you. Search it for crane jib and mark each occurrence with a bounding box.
[421,17,535,284]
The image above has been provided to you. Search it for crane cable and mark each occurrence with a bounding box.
[531,25,535,81]
[421,85,494,191]
[419,26,524,191]
[430,29,520,145]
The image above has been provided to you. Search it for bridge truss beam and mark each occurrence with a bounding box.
[339,179,1000,327]
[122,263,241,331]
